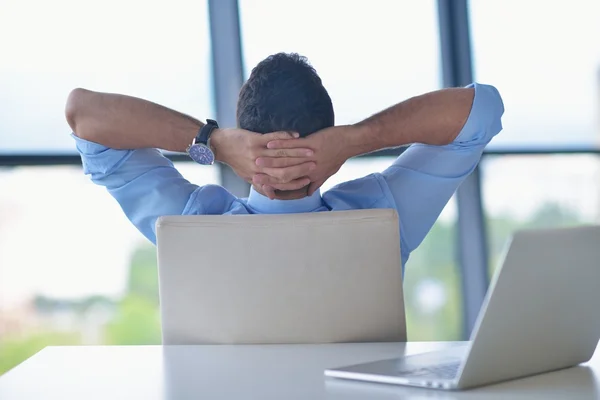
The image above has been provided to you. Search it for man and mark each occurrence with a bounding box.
[66,53,504,268]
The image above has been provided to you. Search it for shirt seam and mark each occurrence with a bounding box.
[182,186,206,215]
[87,149,135,177]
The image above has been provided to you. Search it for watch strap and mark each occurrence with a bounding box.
[195,119,219,146]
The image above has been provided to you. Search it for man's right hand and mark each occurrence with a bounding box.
[211,129,317,190]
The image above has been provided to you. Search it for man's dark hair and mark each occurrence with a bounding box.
[237,53,334,137]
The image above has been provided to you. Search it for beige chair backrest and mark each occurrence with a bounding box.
[156,209,406,345]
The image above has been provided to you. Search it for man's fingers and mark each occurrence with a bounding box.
[253,170,312,187]
[266,138,311,150]
[258,147,313,160]
[256,157,308,168]
[254,175,310,191]
[261,131,300,142]
[262,185,277,200]
[261,162,316,183]
[264,148,313,158]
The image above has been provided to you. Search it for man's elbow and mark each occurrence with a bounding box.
[478,84,504,123]
[472,83,505,141]
[65,88,90,137]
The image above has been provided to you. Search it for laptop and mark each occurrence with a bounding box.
[156,209,406,345]
[325,225,600,390]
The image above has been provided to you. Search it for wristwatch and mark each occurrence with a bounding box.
[187,119,219,165]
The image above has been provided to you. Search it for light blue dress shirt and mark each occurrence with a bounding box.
[74,83,504,268]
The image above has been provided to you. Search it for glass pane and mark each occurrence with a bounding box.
[482,155,600,275]
[0,164,218,374]
[0,0,213,154]
[323,158,461,341]
[239,0,441,125]
[470,0,600,149]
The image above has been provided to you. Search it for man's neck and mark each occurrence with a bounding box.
[273,188,309,200]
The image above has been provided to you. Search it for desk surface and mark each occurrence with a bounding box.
[0,341,599,399]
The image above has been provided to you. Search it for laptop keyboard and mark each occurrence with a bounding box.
[397,362,461,379]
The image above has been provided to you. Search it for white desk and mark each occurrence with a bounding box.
[0,341,598,399]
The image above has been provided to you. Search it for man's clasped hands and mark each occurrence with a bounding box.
[211,126,357,199]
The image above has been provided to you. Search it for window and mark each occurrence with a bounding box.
[0,164,218,374]
[481,155,600,274]
[404,199,459,341]
[470,0,600,149]
[0,0,216,372]
[0,0,214,154]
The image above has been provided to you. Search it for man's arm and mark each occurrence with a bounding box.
[65,88,202,152]
[347,87,475,154]
[66,88,315,184]
[379,84,503,262]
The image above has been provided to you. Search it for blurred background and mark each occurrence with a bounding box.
[1,0,599,375]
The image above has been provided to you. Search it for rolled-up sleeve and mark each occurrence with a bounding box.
[380,83,504,265]
[454,83,505,145]
[73,134,198,244]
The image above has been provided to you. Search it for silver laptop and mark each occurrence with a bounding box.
[326,225,600,390]
[156,209,406,345]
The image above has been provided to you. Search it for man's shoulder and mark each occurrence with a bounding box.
[322,173,393,210]
[183,184,246,215]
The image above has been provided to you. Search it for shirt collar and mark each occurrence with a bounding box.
[247,187,322,214]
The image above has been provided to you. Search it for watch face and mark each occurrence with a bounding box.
[188,144,215,165]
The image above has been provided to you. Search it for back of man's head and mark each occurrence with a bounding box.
[237,53,334,137]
